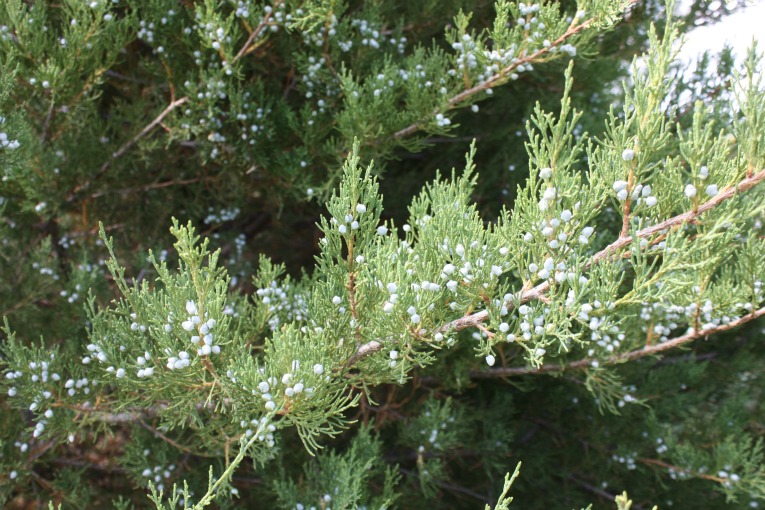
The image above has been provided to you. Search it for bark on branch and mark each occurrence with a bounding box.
[473,305,765,378]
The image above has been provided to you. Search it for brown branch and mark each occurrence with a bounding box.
[63,398,226,424]
[233,1,280,63]
[590,168,765,265]
[345,168,765,368]
[474,305,765,378]
[343,340,383,367]
[30,471,73,506]
[619,168,635,238]
[391,18,596,140]
[89,176,214,199]
[475,322,495,339]
[65,96,190,203]
[451,167,765,331]
[100,97,190,170]
[138,420,195,454]
[40,96,56,144]
[638,458,727,483]
[71,405,165,424]
[566,474,622,505]
[398,467,487,502]
[346,233,362,343]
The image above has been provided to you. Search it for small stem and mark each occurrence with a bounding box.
[619,167,635,238]
[89,176,215,199]
[191,415,273,509]
[139,420,195,454]
[65,97,190,203]
[475,305,765,377]
[233,1,281,63]
[638,457,727,483]
[346,233,361,342]
[391,17,597,140]
[475,322,495,339]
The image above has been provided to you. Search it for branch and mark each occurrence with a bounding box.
[398,467,487,501]
[233,2,280,63]
[345,168,765,367]
[352,2,638,161]
[65,97,189,203]
[474,305,765,378]
[566,474,623,506]
[439,168,765,332]
[69,172,765,425]
[391,15,599,140]
[88,176,215,199]
[589,168,765,266]
[100,97,190,170]
[343,340,383,368]
[638,457,728,484]
[63,399,224,424]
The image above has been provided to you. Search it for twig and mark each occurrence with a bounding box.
[588,168,765,265]
[638,457,727,483]
[40,96,56,144]
[102,97,189,167]
[51,458,128,474]
[104,70,152,84]
[139,420,195,454]
[89,176,214,199]
[620,167,635,238]
[343,340,383,367]
[398,467,488,501]
[30,471,71,505]
[391,17,597,140]
[65,97,190,203]
[474,305,765,377]
[653,350,717,366]
[450,169,764,331]
[346,230,362,343]
[566,474,622,505]
[233,1,280,63]
[65,399,225,424]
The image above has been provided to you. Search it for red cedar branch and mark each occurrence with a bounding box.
[473,305,765,378]
[638,458,728,484]
[65,97,190,202]
[65,399,223,424]
[391,0,641,141]
[344,340,383,367]
[106,98,190,164]
[233,2,280,62]
[345,168,765,366]
[392,19,595,140]
[77,171,765,424]
[88,176,214,199]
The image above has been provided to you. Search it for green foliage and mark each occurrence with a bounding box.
[273,424,400,510]
[1,0,765,509]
